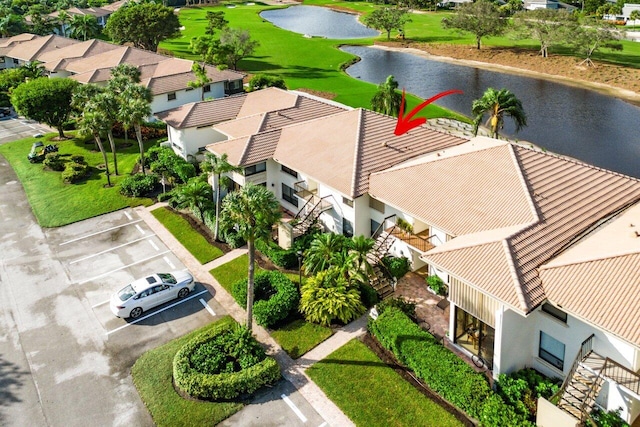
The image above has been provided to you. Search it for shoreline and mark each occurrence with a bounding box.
[371,44,640,108]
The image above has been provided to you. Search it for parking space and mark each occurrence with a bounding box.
[0,116,53,144]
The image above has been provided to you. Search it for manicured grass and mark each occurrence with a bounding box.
[151,206,223,264]
[160,4,465,121]
[270,319,333,359]
[210,253,261,293]
[0,132,156,227]
[307,339,463,427]
[132,316,243,427]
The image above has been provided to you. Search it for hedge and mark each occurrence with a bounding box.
[369,307,491,419]
[173,322,281,400]
[255,239,298,269]
[232,271,300,328]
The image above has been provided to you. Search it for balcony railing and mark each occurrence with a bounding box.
[601,357,640,396]
[387,227,436,253]
[294,180,315,200]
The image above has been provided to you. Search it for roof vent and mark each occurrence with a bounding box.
[635,231,640,238]
[381,141,387,147]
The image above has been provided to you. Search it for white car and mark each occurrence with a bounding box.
[110,271,195,319]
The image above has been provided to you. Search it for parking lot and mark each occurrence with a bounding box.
[0,115,53,144]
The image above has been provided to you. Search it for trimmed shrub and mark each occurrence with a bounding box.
[495,368,560,422]
[382,256,411,279]
[119,173,159,197]
[43,153,65,171]
[358,282,379,308]
[61,160,90,183]
[426,275,448,296]
[587,408,629,427]
[223,230,246,249]
[376,297,416,318]
[248,74,287,91]
[480,394,534,427]
[173,323,281,400]
[232,271,300,328]
[255,239,298,269]
[369,307,492,419]
[111,121,167,140]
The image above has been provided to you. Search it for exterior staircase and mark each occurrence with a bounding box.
[292,194,332,237]
[366,228,397,300]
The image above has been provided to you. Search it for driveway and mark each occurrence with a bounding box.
[0,115,53,145]
[0,156,224,426]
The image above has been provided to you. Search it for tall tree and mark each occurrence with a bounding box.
[512,9,578,58]
[172,179,213,222]
[362,6,411,41]
[215,27,259,70]
[190,34,220,65]
[371,75,402,117]
[442,0,507,50]
[68,14,101,41]
[56,9,70,37]
[205,10,227,35]
[472,88,527,139]
[572,19,624,67]
[0,13,26,37]
[220,183,281,331]
[200,152,241,241]
[187,62,212,101]
[105,2,180,52]
[302,233,349,275]
[11,77,78,138]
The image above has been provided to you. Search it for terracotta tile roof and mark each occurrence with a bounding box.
[540,203,640,346]
[69,68,111,83]
[155,93,248,129]
[38,39,119,69]
[214,114,266,139]
[236,87,298,118]
[207,130,282,167]
[6,34,79,62]
[423,143,640,313]
[260,96,347,132]
[0,33,40,55]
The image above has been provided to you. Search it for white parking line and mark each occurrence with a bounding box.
[281,394,307,423]
[69,235,155,264]
[106,289,209,335]
[77,251,170,284]
[59,220,144,245]
[163,256,176,269]
[135,224,145,235]
[124,211,132,220]
[318,423,327,427]
[148,240,159,251]
[199,298,216,317]
[92,299,110,308]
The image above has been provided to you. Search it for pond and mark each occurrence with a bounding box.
[342,46,640,179]
[260,6,379,39]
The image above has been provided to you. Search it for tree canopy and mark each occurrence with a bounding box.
[11,77,78,138]
[362,6,411,41]
[214,27,259,70]
[371,75,402,117]
[441,0,507,49]
[472,87,527,139]
[512,9,578,58]
[572,19,624,67]
[105,2,180,52]
[68,14,102,41]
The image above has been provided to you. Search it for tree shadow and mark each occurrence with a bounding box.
[278,65,333,80]
[238,59,280,72]
[0,354,29,425]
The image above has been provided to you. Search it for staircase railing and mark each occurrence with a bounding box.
[293,195,333,236]
[578,369,603,424]
[601,357,640,396]
[554,334,595,403]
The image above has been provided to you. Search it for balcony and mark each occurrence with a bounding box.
[387,227,435,253]
[294,180,315,201]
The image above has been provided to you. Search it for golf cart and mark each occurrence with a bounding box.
[28,141,58,163]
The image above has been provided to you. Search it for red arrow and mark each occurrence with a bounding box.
[394,89,463,136]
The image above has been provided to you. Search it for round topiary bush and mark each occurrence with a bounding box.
[173,323,281,401]
[232,271,299,328]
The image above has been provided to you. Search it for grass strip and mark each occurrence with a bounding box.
[271,319,333,359]
[151,206,223,264]
[307,339,463,427]
[131,316,243,427]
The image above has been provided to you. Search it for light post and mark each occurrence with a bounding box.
[296,250,303,285]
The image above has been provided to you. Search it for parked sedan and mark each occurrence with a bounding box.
[110,271,195,319]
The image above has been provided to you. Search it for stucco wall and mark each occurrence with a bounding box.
[151,82,225,114]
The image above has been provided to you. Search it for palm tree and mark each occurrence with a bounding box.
[172,179,213,222]
[220,183,281,331]
[74,97,112,187]
[57,10,70,37]
[371,75,403,117]
[472,88,527,139]
[200,153,241,241]
[0,14,26,37]
[349,235,375,278]
[68,14,101,41]
[302,233,349,275]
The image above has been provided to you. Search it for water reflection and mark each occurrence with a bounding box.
[260,6,379,39]
[342,45,640,178]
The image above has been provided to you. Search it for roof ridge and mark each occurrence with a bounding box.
[239,134,255,165]
[180,103,199,128]
[502,239,530,311]
[350,108,364,198]
[507,144,540,224]
[541,250,640,271]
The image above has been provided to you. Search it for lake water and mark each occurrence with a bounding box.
[343,46,640,178]
[260,6,379,39]
[261,5,640,178]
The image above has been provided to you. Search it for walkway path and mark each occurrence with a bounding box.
[135,203,363,427]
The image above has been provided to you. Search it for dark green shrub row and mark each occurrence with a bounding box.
[173,322,281,401]
[232,271,300,328]
[255,239,298,269]
[43,153,65,171]
[369,307,490,418]
[376,297,416,318]
[119,173,159,197]
[358,282,379,308]
[495,368,560,423]
[111,121,167,140]
[61,159,90,183]
[382,256,411,279]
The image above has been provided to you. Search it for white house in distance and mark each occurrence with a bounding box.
[0,33,245,114]
[204,88,640,425]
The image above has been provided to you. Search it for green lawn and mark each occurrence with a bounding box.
[151,206,223,264]
[160,4,465,120]
[132,316,243,427]
[270,319,333,359]
[307,339,463,427]
[210,253,260,293]
[0,132,156,227]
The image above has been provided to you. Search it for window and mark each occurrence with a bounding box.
[370,219,381,237]
[167,92,177,101]
[244,162,266,176]
[0,57,5,63]
[369,197,385,213]
[282,183,298,207]
[13,58,18,65]
[185,87,194,91]
[539,332,565,370]
[342,218,354,237]
[281,165,298,178]
[542,303,568,323]
[203,84,211,93]
[343,197,353,207]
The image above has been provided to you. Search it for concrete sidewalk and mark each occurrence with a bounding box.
[136,203,364,427]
